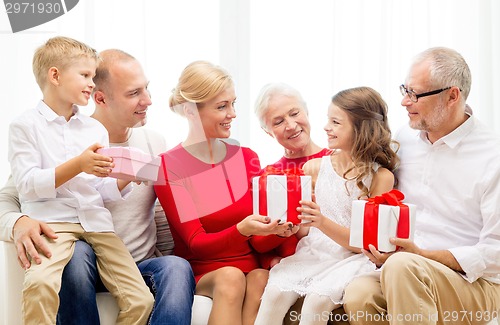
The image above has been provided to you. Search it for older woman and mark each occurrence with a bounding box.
[255,82,331,170]
[253,83,332,269]
[154,61,293,325]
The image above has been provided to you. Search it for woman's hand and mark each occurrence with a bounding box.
[236,215,294,237]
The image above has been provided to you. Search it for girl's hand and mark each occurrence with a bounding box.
[296,200,327,230]
[78,143,114,177]
[362,238,421,267]
[362,245,394,267]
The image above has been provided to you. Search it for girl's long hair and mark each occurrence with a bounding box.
[332,87,399,197]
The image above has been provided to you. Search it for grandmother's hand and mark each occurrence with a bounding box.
[276,222,300,237]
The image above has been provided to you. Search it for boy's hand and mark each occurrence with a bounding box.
[79,143,114,177]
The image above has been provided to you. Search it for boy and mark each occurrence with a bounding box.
[8,36,153,324]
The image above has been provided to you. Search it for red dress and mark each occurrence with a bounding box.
[268,148,332,170]
[257,148,333,269]
[154,141,266,282]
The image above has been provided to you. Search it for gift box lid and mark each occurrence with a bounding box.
[97,147,161,166]
[96,147,161,182]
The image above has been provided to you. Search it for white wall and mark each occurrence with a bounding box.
[1,0,499,184]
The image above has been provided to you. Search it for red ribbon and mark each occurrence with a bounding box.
[362,189,410,251]
[260,165,305,177]
[258,166,305,224]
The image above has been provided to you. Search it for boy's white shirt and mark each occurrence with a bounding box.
[1,112,167,261]
[8,101,131,232]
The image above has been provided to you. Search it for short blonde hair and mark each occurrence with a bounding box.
[32,36,98,90]
[170,60,233,114]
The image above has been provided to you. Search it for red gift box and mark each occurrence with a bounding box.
[252,166,312,225]
[349,189,416,252]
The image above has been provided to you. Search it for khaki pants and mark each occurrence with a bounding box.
[343,252,500,325]
[22,223,154,325]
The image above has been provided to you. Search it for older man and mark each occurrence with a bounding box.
[343,47,500,325]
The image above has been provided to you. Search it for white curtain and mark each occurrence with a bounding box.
[0,0,498,180]
[242,0,500,165]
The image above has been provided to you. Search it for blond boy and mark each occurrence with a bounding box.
[8,36,153,325]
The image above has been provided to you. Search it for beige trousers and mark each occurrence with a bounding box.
[343,252,500,325]
[22,223,154,325]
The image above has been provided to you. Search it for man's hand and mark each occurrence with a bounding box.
[13,216,57,269]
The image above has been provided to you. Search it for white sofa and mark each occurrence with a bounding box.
[0,202,213,325]
[0,240,212,325]
[3,239,498,325]
[1,206,498,325]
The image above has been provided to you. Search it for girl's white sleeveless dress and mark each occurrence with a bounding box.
[265,156,376,304]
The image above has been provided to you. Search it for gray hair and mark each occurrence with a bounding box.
[412,47,471,101]
[254,82,307,130]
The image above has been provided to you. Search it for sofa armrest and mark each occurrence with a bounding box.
[0,240,122,325]
[0,241,24,325]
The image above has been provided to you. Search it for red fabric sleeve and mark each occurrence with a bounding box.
[154,145,262,261]
[155,174,250,259]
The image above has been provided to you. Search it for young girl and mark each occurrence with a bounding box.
[254,86,399,325]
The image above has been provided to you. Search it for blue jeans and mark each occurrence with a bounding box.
[57,240,195,325]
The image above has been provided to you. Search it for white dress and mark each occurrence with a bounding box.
[265,156,376,304]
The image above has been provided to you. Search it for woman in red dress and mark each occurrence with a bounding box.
[154,61,293,325]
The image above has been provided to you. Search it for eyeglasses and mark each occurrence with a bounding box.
[399,84,451,103]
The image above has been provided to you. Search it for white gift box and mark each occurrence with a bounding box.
[97,147,161,182]
[252,174,312,224]
[349,199,416,252]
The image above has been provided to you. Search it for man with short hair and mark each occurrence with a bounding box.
[343,47,500,325]
[0,49,195,325]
